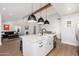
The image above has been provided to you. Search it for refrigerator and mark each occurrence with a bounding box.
[76,28,79,55]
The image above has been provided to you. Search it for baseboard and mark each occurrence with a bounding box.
[61,40,78,46]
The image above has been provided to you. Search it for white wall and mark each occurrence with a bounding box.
[2,18,27,33]
[2,21,15,31]
[61,13,79,46]
[42,12,79,46]
[45,14,61,39]
[0,14,2,45]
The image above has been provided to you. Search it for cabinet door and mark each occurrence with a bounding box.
[46,38,53,54]
[49,39,53,50]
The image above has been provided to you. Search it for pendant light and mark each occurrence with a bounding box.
[28,3,37,23]
[38,4,44,24]
[44,8,50,24]
[44,20,49,24]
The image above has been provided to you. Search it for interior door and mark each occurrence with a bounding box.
[61,18,77,45]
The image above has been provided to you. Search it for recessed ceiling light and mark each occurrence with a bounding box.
[67,8,71,11]
[2,7,6,11]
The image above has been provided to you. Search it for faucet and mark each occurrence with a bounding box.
[41,28,46,35]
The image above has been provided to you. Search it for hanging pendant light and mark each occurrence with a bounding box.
[44,8,50,24]
[38,17,44,24]
[28,3,37,23]
[28,14,37,23]
[44,19,49,24]
[38,4,44,24]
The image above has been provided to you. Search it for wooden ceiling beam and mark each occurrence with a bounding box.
[32,3,52,14]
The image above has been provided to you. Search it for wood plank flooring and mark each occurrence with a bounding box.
[0,38,22,56]
[48,39,78,56]
[0,38,78,56]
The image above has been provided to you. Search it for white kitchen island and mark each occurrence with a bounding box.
[20,34,56,56]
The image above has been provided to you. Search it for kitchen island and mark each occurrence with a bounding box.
[20,33,56,56]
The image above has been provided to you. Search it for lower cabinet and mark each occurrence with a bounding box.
[33,38,53,56]
[22,36,54,56]
[45,38,53,55]
[33,39,47,56]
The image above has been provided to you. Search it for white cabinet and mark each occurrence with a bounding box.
[33,39,47,56]
[21,34,54,56]
[45,36,53,55]
[33,36,54,56]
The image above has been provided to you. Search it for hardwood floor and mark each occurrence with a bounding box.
[48,39,78,56]
[0,38,22,56]
[0,38,78,56]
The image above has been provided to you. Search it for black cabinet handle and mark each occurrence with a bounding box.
[49,43,51,45]
[39,42,43,44]
[39,45,43,47]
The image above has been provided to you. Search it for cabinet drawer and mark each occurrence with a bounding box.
[34,39,47,45]
[33,41,46,56]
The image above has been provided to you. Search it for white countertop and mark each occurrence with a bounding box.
[20,33,56,43]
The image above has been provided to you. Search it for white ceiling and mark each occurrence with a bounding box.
[0,3,79,23]
[53,3,79,16]
[0,3,47,23]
